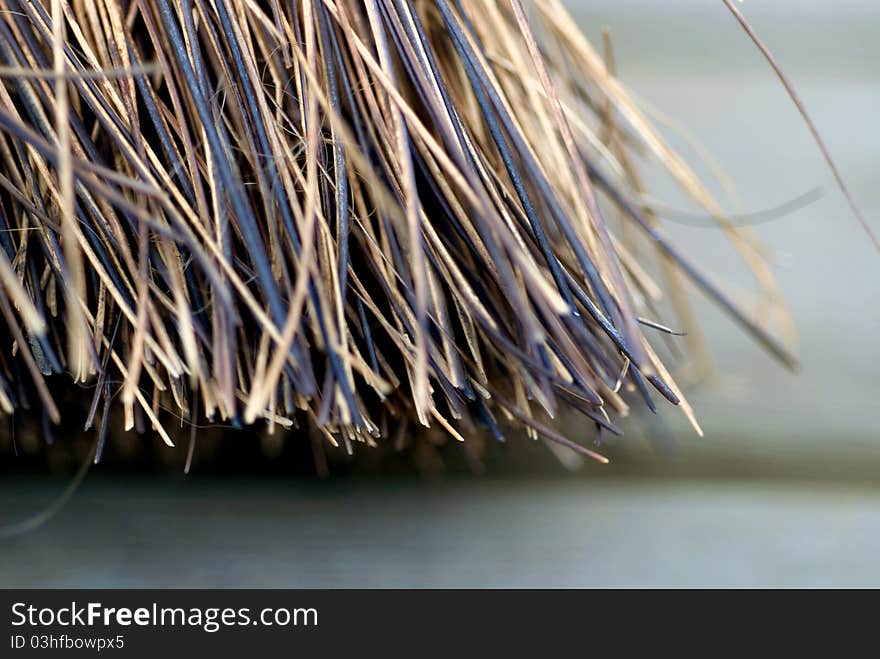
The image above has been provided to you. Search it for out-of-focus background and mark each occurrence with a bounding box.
[568,0,880,463]
[1,0,878,587]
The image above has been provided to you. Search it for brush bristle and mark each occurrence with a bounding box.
[0,0,793,461]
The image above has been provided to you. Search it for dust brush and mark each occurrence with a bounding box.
[0,0,813,465]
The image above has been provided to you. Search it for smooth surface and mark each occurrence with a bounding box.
[3,478,880,588]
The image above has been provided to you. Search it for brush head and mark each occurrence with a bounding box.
[0,0,793,465]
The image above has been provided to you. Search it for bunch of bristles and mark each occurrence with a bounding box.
[0,0,805,468]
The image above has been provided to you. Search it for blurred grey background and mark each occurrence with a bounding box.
[1,0,878,587]
[568,0,880,462]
